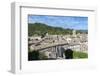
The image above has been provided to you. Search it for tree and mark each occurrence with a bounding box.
[28,51,39,60]
[64,49,73,59]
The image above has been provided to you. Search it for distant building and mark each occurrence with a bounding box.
[45,32,49,36]
[73,30,76,36]
[29,36,41,41]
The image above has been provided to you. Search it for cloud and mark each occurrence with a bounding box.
[28,15,88,30]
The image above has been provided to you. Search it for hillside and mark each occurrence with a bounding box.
[28,23,87,36]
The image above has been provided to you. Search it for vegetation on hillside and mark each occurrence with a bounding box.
[28,23,88,36]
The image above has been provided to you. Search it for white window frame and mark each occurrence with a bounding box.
[11,2,97,74]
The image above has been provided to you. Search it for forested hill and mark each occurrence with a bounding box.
[28,23,87,36]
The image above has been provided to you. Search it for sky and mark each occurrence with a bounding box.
[28,15,88,30]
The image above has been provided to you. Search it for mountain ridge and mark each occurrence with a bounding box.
[28,23,88,36]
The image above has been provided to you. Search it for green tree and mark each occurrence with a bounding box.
[28,51,39,60]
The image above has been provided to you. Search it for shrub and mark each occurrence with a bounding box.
[64,49,73,59]
[28,51,39,60]
[73,51,88,59]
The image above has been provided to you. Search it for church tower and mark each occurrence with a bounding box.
[73,30,76,36]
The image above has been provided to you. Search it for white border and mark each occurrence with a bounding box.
[11,2,96,74]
